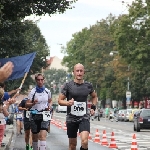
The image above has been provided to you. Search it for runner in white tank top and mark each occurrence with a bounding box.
[26,73,52,150]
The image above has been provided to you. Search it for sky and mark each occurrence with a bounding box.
[27,0,133,59]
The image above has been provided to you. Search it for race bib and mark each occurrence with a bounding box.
[71,101,86,116]
[42,111,51,121]
[26,111,31,118]
[17,113,22,118]
[0,119,6,125]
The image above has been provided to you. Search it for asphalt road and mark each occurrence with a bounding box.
[10,121,112,150]
[53,112,150,150]
[8,112,150,150]
[46,125,112,150]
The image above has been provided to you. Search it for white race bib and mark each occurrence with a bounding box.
[71,101,86,116]
[17,113,22,118]
[42,111,51,121]
[26,111,31,118]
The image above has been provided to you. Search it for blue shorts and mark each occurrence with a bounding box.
[16,118,23,121]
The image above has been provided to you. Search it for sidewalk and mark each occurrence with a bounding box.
[1,124,14,150]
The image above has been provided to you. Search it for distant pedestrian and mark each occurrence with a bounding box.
[97,108,100,121]
[15,104,23,136]
[105,105,110,119]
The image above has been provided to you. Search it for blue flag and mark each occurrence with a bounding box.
[0,52,36,80]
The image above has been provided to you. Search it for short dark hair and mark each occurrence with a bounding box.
[35,73,45,80]
[0,83,5,88]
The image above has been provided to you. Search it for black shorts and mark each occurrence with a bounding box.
[30,114,49,134]
[66,119,90,138]
[24,120,31,131]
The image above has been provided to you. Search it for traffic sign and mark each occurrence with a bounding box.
[126,91,131,98]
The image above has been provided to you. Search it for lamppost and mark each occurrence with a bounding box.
[110,51,131,108]
[91,61,98,94]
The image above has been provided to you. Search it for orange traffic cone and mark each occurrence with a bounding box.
[93,129,100,143]
[109,132,118,148]
[131,134,138,150]
[51,119,55,124]
[88,133,92,140]
[101,130,108,146]
[63,122,67,131]
[55,119,59,127]
[58,121,62,129]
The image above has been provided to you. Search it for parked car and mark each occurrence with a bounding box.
[133,108,150,132]
[129,109,139,122]
[124,109,132,121]
[57,105,67,113]
[117,109,126,121]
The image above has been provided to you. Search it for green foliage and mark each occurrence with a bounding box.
[0,0,78,22]
[114,0,150,71]
[0,20,49,92]
[62,14,120,99]
[0,0,78,92]
[44,68,67,94]
[113,0,150,101]
[62,27,91,71]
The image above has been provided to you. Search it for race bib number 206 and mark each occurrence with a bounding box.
[71,101,86,116]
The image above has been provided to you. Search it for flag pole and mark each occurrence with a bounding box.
[17,72,28,94]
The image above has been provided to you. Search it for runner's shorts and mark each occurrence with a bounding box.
[30,114,49,134]
[24,119,31,131]
[66,119,90,138]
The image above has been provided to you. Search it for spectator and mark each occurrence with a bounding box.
[0,62,14,82]
[105,105,110,119]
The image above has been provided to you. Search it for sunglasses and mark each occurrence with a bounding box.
[36,79,44,81]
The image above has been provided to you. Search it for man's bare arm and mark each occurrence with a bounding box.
[8,88,19,96]
[25,99,34,108]
[90,91,98,106]
[58,94,67,106]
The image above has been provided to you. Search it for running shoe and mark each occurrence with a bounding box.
[26,144,30,150]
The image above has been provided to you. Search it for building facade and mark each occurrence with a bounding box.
[46,56,68,71]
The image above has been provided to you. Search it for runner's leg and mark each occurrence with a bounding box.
[38,121,49,150]
[29,130,33,149]
[67,122,78,150]
[69,138,77,150]
[79,119,90,150]
[25,130,30,150]
[38,130,47,150]
[24,120,31,149]
[16,119,20,135]
[30,119,40,150]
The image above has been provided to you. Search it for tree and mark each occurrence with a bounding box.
[62,14,120,99]
[61,27,91,71]
[114,0,150,71]
[44,68,67,94]
[0,0,78,22]
[2,20,50,92]
[113,0,150,101]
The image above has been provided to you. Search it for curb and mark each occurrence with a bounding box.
[5,121,17,150]
[2,119,16,150]
[4,130,14,150]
